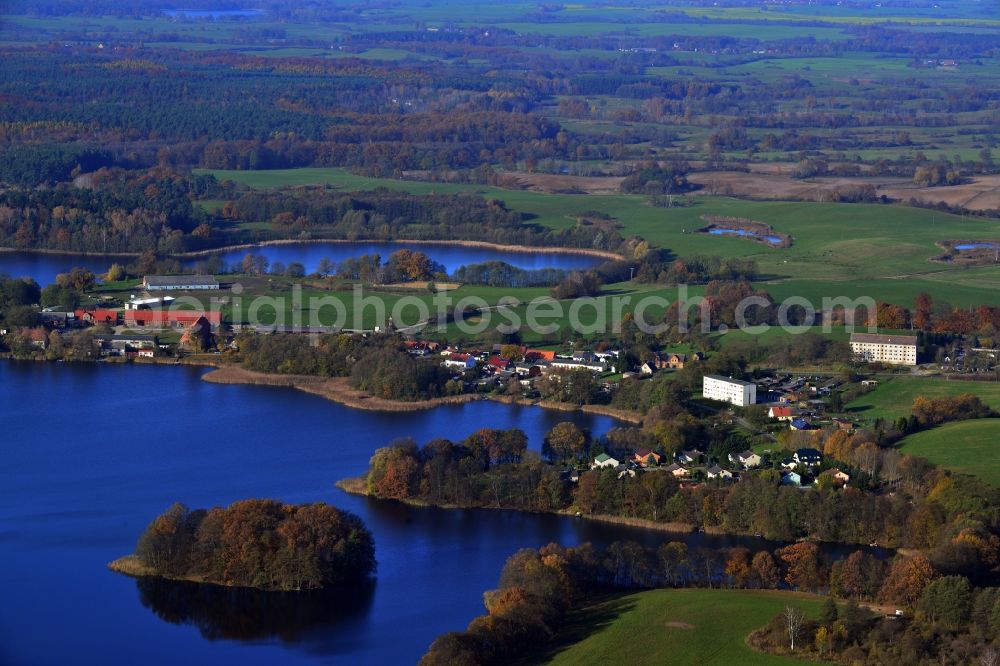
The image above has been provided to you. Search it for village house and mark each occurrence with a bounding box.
[790,418,812,431]
[591,453,620,469]
[653,351,702,370]
[729,450,762,469]
[20,327,48,349]
[600,378,621,393]
[640,362,657,375]
[663,463,690,478]
[75,308,122,326]
[443,353,477,371]
[769,405,798,421]
[794,448,823,467]
[549,356,609,373]
[832,417,855,432]
[92,333,157,357]
[706,465,733,480]
[404,340,439,356]
[616,464,637,479]
[593,349,619,362]
[781,471,803,487]
[632,447,662,467]
[38,311,74,328]
[515,362,541,378]
[487,355,514,374]
[676,449,703,465]
[180,316,215,351]
[818,469,851,487]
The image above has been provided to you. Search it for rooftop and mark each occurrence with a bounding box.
[850,333,917,346]
[704,374,755,387]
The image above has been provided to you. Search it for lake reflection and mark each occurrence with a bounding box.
[135,577,375,644]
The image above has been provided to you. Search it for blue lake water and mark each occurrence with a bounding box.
[707,228,783,245]
[955,242,999,251]
[0,242,603,286]
[0,362,872,664]
[0,362,625,665]
[184,241,605,275]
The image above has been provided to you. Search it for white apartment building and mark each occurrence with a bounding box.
[850,333,918,366]
[703,375,757,407]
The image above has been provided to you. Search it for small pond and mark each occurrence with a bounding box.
[708,228,784,245]
[955,242,1000,251]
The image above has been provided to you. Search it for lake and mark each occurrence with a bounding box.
[0,362,871,665]
[0,361,623,665]
[183,241,605,276]
[0,242,604,286]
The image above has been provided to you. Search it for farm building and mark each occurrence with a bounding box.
[142,275,219,291]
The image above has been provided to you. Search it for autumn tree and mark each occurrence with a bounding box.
[724,547,751,588]
[542,422,589,465]
[915,292,933,330]
[367,440,420,499]
[879,555,939,607]
[830,550,884,600]
[777,542,827,592]
[752,550,781,589]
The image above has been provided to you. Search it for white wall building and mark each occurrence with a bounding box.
[703,374,756,407]
[850,333,917,366]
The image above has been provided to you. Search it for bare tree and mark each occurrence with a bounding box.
[981,646,1000,666]
[784,605,805,652]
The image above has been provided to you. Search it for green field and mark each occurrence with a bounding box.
[848,377,1000,422]
[900,419,1000,486]
[545,588,822,666]
[200,167,1000,307]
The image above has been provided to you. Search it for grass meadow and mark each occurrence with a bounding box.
[847,377,1000,422]
[900,419,1000,486]
[544,588,823,666]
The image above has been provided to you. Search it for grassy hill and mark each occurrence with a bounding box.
[847,377,1000,422]
[900,419,1000,486]
[543,588,822,666]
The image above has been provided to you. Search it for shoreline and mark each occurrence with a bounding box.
[200,364,643,421]
[335,477,697,535]
[201,365,482,412]
[2,355,642,421]
[0,238,621,262]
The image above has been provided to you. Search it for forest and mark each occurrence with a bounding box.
[0,170,633,254]
[124,500,376,592]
